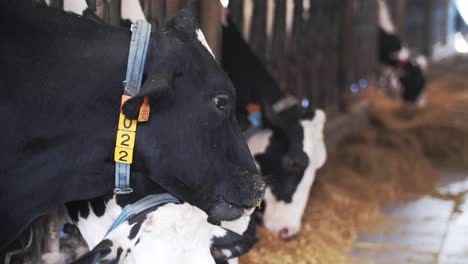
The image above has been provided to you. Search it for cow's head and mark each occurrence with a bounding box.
[122,8,265,221]
[399,59,427,104]
[255,110,327,239]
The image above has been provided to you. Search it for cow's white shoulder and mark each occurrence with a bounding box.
[128,203,219,264]
[75,197,122,249]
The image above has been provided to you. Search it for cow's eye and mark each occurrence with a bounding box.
[213,95,231,113]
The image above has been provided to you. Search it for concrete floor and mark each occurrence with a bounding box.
[351,171,468,264]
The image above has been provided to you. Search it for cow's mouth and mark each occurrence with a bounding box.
[208,198,259,221]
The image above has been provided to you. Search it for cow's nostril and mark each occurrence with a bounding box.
[279,228,297,240]
[279,228,289,239]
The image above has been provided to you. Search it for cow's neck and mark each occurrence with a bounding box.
[66,181,167,248]
[1,3,165,211]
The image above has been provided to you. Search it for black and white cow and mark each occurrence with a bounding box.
[221,17,328,239]
[378,0,428,105]
[61,194,256,264]
[0,1,265,252]
[27,3,259,263]
[248,110,327,239]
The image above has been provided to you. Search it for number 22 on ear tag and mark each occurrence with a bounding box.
[115,113,137,164]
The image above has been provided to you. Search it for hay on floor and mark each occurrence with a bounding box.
[242,62,468,263]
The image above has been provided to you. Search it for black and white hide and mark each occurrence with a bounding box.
[248,110,327,239]
[1,1,264,252]
[221,16,327,240]
[377,0,428,106]
[68,199,255,264]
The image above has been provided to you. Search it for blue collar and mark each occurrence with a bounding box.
[114,20,151,194]
[96,194,179,264]
[105,193,180,237]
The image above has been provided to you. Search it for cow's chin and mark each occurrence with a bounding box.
[208,200,256,221]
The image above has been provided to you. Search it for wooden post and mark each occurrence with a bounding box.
[146,0,166,30]
[396,0,407,33]
[96,0,109,23]
[250,0,268,62]
[167,0,185,18]
[200,0,223,60]
[338,0,354,112]
[424,0,433,57]
[228,0,244,30]
[442,0,449,45]
[108,0,121,27]
[287,0,304,97]
[270,0,286,88]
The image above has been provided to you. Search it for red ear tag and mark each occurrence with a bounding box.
[138,97,150,122]
[120,95,132,111]
[246,103,261,113]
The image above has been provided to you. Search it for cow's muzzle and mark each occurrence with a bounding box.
[208,175,265,221]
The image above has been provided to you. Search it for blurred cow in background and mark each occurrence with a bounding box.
[222,15,328,240]
[378,0,428,106]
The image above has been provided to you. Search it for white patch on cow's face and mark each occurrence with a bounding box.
[196,29,215,58]
[394,46,410,61]
[124,203,220,264]
[247,129,273,169]
[415,55,429,73]
[121,0,147,23]
[263,110,327,238]
[63,0,88,15]
[378,0,395,33]
[75,197,123,249]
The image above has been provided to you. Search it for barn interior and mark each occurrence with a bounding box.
[143,1,468,262]
[8,0,468,263]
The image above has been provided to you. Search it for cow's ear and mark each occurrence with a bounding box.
[71,240,113,264]
[210,227,257,262]
[122,71,175,119]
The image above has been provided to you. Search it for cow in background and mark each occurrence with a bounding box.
[222,16,328,240]
[378,0,428,106]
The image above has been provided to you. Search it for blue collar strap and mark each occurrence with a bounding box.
[105,193,180,237]
[114,20,151,194]
[124,20,151,97]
